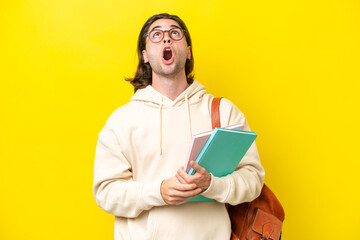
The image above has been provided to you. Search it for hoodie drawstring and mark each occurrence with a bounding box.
[159,97,163,155]
[185,94,192,141]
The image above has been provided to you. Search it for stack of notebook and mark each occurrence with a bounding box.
[184,123,257,201]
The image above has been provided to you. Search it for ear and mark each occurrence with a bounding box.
[187,46,191,60]
[142,50,149,63]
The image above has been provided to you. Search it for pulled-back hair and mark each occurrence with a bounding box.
[125,13,194,92]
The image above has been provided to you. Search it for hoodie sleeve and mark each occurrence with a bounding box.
[201,98,265,205]
[93,123,166,218]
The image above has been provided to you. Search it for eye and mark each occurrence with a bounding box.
[151,31,162,38]
[171,30,180,37]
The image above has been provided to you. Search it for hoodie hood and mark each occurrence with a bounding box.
[130,80,206,108]
[130,80,206,155]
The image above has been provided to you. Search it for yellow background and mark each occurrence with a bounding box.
[1,0,359,239]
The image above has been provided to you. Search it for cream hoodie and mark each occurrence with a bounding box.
[93,80,265,240]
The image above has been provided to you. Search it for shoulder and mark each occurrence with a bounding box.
[220,98,243,114]
[206,95,244,116]
[102,101,139,129]
[97,101,140,142]
[207,95,246,127]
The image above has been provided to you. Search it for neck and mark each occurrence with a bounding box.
[151,72,189,101]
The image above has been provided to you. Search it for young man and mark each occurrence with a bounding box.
[93,13,264,240]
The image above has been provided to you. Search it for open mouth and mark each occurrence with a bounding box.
[163,47,173,61]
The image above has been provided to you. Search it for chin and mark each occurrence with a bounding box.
[160,65,181,76]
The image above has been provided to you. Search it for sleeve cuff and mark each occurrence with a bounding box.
[201,175,230,202]
[140,180,167,209]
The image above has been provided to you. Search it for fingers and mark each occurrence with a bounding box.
[162,163,211,206]
[176,172,187,184]
[177,162,207,184]
[177,167,193,184]
[177,162,211,192]
[169,188,202,198]
[190,161,206,174]
[176,201,186,205]
[163,187,202,205]
[161,177,202,205]
[168,176,197,191]
[174,180,197,191]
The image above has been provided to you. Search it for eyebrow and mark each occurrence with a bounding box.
[149,25,181,32]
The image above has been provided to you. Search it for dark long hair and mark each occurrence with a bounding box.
[125,13,194,92]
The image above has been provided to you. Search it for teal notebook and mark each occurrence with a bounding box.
[187,128,257,202]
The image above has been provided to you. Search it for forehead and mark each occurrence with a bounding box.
[148,19,181,32]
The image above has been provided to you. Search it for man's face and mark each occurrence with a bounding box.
[142,19,191,78]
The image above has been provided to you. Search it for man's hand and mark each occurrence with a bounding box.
[176,161,211,192]
[160,176,202,205]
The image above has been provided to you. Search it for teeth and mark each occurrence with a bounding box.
[165,49,171,51]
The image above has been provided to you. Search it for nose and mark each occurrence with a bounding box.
[163,31,172,44]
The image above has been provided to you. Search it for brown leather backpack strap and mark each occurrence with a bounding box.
[211,97,222,129]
